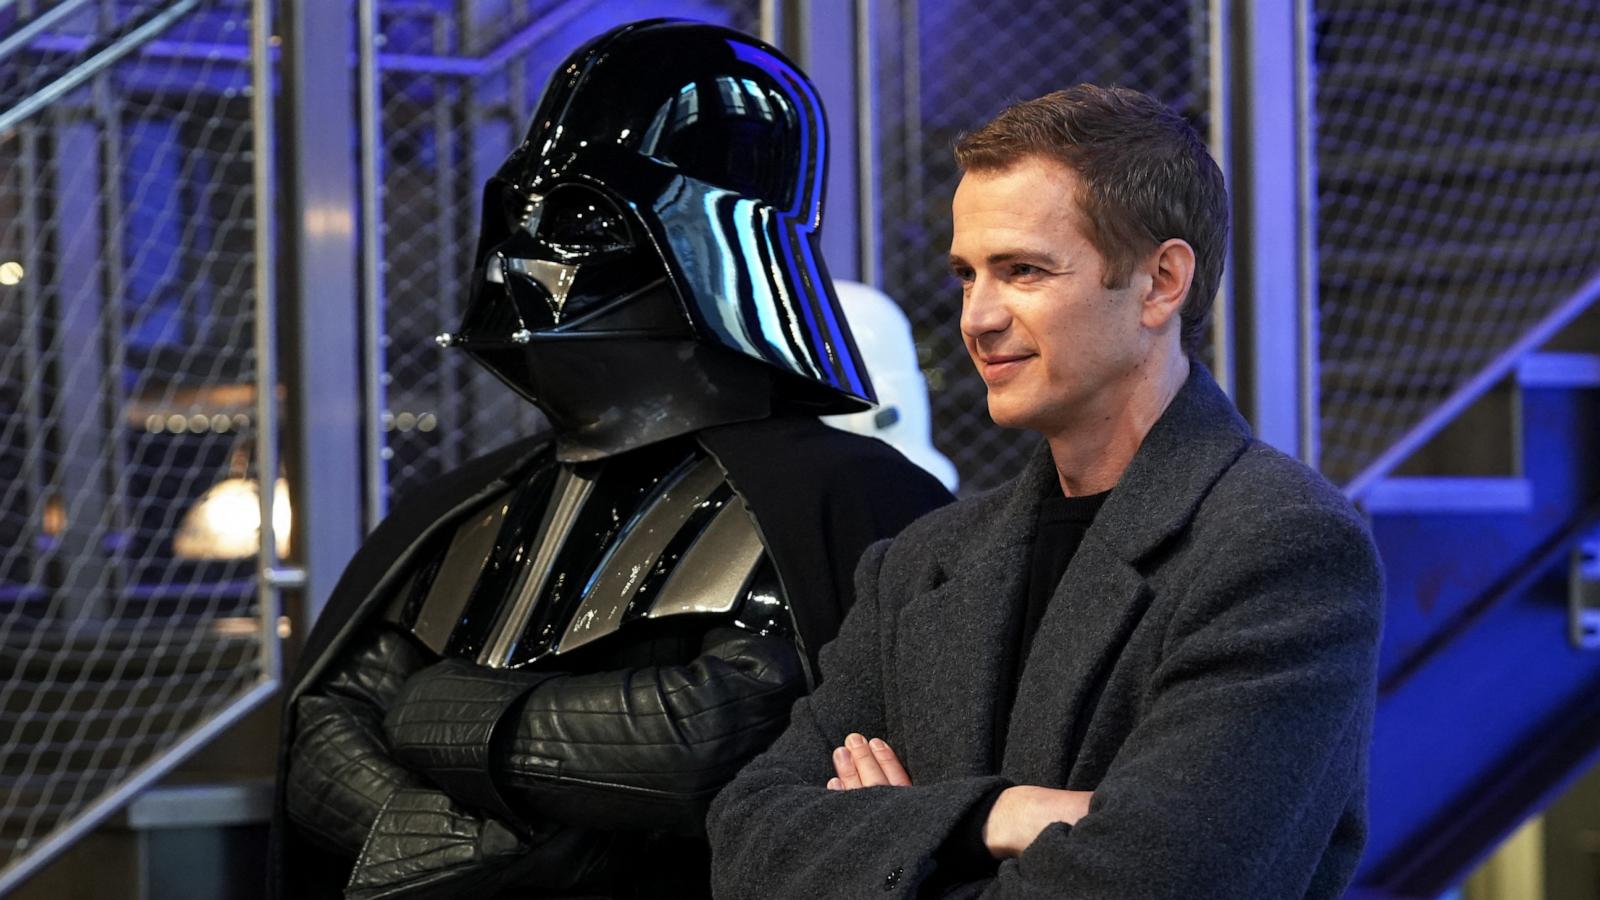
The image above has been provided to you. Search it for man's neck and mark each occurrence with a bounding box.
[1045,351,1190,497]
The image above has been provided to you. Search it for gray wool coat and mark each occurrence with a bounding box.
[708,364,1383,899]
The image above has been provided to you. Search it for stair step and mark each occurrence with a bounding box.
[1363,477,1534,515]
[1517,352,1600,389]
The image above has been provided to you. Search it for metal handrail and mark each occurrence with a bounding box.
[0,0,200,135]
[0,0,95,67]
[1342,266,1600,500]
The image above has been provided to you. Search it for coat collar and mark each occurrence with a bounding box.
[1091,361,1253,563]
[955,360,1253,573]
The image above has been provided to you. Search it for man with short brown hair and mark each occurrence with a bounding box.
[709,85,1382,899]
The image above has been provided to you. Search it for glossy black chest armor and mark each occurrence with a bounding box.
[385,440,791,669]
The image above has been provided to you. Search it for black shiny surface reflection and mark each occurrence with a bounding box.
[457,19,874,430]
[393,438,796,670]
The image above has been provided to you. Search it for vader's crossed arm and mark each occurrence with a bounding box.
[381,626,805,836]
[291,628,804,836]
[287,614,808,893]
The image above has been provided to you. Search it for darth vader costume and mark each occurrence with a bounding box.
[271,19,951,900]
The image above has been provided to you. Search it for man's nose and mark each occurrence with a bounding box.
[960,277,1009,339]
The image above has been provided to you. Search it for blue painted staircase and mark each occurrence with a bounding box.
[1353,352,1600,897]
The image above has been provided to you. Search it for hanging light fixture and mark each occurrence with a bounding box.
[174,447,292,560]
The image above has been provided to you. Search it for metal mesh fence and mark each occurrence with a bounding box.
[873,0,1212,494]
[1314,0,1600,487]
[375,0,763,504]
[0,0,270,878]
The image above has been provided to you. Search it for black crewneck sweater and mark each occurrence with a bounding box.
[935,487,1111,884]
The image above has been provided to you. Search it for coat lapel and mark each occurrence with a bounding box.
[890,446,1056,780]
[1000,539,1151,785]
[1000,364,1252,785]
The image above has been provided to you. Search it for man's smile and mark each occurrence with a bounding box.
[977,351,1036,382]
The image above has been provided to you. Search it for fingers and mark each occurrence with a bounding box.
[846,733,889,786]
[830,733,912,790]
[868,737,912,786]
[827,734,913,790]
[832,743,861,789]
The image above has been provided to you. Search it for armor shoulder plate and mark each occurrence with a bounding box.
[390,440,793,669]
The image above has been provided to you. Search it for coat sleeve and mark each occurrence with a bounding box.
[708,538,1011,899]
[979,502,1382,899]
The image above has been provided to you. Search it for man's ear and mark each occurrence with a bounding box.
[1139,238,1195,332]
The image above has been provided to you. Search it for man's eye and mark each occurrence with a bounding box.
[951,267,974,284]
[1009,263,1042,278]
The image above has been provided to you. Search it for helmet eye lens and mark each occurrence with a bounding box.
[513,183,634,263]
[475,183,664,332]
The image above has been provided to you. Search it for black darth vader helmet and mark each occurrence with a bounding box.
[441,19,876,459]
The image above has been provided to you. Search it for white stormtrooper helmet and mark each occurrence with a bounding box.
[822,281,959,491]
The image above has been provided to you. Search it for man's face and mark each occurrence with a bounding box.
[949,156,1152,439]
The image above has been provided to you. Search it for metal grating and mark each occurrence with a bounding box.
[872,0,1213,494]
[1314,0,1600,487]
[0,0,275,885]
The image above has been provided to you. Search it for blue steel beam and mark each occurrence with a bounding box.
[278,0,363,625]
[1225,0,1316,465]
[791,0,860,282]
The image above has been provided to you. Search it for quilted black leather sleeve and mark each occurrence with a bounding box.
[284,627,431,854]
[494,627,807,837]
[382,660,557,824]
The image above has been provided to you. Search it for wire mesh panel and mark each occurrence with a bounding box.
[0,0,272,881]
[1314,1,1600,487]
[873,0,1212,493]
[374,0,763,504]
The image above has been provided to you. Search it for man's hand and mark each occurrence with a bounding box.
[982,785,1093,859]
[819,734,1090,862]
[825,732,911,789]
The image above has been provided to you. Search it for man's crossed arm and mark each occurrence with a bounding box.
[826,733,1093,860]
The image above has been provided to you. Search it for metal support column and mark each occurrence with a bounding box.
[279,0,363,624]
[1227,0,1318,464]
[357,0,387,529]
[49,103,114,618]
[92,69,129,611]
[785,0,861,282]
[254,0,290,678]
[430,13,461,471]
[1205,0,1234,397]
[16,123,46,601]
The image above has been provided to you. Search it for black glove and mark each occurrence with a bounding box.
[382,658,558,825]
[345,787,609,900]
